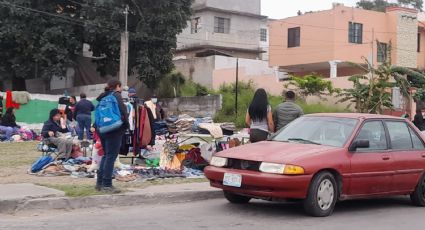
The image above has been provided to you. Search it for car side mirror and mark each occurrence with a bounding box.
[349,140,370,152]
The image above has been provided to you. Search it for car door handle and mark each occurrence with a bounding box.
[382,155,391,161]
[421,153,425,158]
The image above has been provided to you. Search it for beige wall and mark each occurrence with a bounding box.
[269,5,419,72]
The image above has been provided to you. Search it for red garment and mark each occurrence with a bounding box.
[5,91,20,109]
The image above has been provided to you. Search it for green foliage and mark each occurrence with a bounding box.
[413,88,425,102]
[214,81,348,128]
[339,60,413,114]
[285,74,339,98]
[158,71,211,98]
[357,0,423,11]
[0,0,192,90]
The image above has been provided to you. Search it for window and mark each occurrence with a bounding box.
[260,28,267,42]
[191,17,200,34]
[349,22,363,44]
[288,27,300,48]
[409,127,425,149]
[272,117,357,147]
[386,121,413,150]
[214,17,230,34]
[418,33,421,53]
[355,121,388,151]
[377,42,388,63]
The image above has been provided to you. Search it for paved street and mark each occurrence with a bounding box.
[1,196,425,230]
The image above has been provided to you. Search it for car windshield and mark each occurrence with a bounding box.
[272,117,358,147]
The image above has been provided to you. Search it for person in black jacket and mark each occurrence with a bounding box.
[0,108,20,129]
[413,109,425,131]
[41,109,73,159]
[75,93,95,140]
[95,79,129,194]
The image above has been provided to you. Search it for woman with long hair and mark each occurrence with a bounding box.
[1,108,20,129]
[95,79,129,193]
[246,88,274,143]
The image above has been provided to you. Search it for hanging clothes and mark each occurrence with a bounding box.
[5,91,20,109]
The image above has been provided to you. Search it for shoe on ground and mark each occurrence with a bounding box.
[95,184,102,191]
[100,186,122,194]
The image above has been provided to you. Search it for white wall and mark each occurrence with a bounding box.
[194,0,261,15]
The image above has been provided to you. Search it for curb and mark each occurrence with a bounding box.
[0,190,223,215]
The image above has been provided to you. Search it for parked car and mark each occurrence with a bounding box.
[205,113,425,217]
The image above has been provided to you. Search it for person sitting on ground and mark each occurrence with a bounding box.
[41,109,74,159]
[273,91,304,132]
[1,108,20,129]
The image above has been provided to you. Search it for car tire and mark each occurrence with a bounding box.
[223,191,251,204]
[303,172,338,217]
[410,173,425,207]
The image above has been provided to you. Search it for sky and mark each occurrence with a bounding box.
[261,0,390,19]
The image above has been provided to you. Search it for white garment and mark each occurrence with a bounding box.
[125,102,135,131]
[145,100,157,119]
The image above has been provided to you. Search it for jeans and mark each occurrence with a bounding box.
[76,114,92,140]
[97,129,124,188]
[0,126,14,141]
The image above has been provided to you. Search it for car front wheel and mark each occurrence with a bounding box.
[303,172,338,217]
[223,191,251,204]
[411,173,425,206]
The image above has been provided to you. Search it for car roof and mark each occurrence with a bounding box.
[305,113,405,120]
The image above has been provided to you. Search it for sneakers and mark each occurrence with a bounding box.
[95,184,102,191]
[100,186,122,194]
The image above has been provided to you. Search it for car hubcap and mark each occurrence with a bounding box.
[317,179,334,211]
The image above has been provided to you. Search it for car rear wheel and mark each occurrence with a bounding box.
[223,191,251,204]
[303,172,338,217]
[410,173,425,206]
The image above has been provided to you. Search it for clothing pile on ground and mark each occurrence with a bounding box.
[0,127,40,142]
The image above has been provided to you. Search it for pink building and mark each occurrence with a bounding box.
[269,4,424,82]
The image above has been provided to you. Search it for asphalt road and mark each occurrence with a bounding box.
[1,196,425,230]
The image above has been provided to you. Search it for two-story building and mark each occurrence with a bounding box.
[175,0,268,60]
[269,4,422,80]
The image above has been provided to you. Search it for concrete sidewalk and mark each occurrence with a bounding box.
[0,182,222,215]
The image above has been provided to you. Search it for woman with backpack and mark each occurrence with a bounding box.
[245,88,275,143]
[95,79,129,193]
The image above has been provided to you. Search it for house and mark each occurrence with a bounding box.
[175,0,269,60]
[269,4,422,80]
[267,4,425,115]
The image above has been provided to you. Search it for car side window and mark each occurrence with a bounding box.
[385,121,413,150]
[355,121,387,151]
[408,127,425,150]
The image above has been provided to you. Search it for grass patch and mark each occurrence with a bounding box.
[39,184,104,197]
[0,141,40,167]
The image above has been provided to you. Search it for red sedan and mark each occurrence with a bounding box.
[205,113,425,217]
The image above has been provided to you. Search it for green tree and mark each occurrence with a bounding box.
[398,0,423,11]
[357,0,423,12]
[0,0,192,90]
[284,74,339,100]
[339,60,418,114]
[0,0,84,89]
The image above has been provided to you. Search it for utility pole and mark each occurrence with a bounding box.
[235,57,239,117]
[119,5,129,87]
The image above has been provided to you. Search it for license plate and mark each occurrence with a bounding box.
[223,173,242,187]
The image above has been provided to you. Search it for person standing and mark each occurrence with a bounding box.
[273,91,304,131]
[413,109,425,131]
[95,79,129,193]
[0,94,4,120]
[75,93,95,140]
[245,88,275,143]
[65,96,77,122]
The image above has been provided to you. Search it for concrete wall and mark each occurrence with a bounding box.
[161,95,222,117]
[177,11,264,51]
[194,0,261,15]
[391,9,418,68]
[174,56,216,87]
